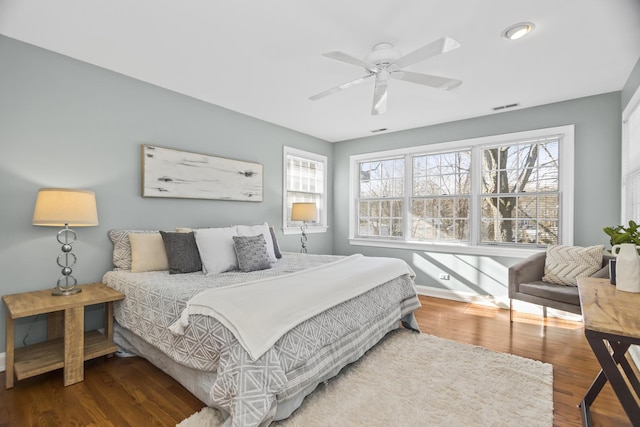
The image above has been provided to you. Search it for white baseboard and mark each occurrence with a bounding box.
[415,285,510,309]
[0,352,5,372]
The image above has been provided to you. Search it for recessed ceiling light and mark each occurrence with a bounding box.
[502,22,535,40]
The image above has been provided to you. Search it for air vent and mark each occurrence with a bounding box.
[492,103,520,111]
[370,128,388,133]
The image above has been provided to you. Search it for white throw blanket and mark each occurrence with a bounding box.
[169,254,415,360]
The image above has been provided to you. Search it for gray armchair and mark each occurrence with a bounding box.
[508,251,613,321]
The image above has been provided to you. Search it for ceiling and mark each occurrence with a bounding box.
[1,1,639,143]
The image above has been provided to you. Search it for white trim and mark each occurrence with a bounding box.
[415,284,510,308]
[0,352,5,372]
[349,125,575,254]
[350,238,542,258]
[622,86,640,222]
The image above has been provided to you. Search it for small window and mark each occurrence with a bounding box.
[283,147,328,234]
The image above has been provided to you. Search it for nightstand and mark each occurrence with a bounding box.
[3,282,124,388]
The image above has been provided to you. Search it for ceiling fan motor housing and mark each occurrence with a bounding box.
[365,43,402,66]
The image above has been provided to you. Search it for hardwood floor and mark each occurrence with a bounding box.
[0,295,632,426]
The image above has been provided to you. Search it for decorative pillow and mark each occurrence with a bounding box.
[128,232,170,273]
[236,222,277,264]
[269,226,282,259]
[542,244,605,286]
[109,229,157,270]
[233,234,272,272]
[160,231,202,274]
[193,227,238,275]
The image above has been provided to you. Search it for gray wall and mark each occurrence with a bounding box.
[332,92,622,300]
[0,36,333,353]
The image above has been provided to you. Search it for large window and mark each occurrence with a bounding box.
[283,146,328,234]
[350,126,574,256]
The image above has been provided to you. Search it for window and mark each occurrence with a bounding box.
[358,158,404,238]
[283,146,328,234]
[350,126,574,256]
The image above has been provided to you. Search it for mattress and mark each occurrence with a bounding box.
[103,252,420,427]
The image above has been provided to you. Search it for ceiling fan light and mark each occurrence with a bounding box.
[503,22,535,40]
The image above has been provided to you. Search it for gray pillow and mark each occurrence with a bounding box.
[160,231,202,274]
[233,234,272,272]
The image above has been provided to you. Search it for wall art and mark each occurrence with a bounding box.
[142,145,263,201]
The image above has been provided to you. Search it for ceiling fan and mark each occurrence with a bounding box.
[309,37,462,115]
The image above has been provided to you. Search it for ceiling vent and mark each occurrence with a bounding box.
[492,103,520,111]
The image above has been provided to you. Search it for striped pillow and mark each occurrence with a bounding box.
[542,244,604,286]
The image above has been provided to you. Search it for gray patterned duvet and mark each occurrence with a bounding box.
[103,253,421,427]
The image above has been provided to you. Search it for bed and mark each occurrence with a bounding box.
[102,226,421,427]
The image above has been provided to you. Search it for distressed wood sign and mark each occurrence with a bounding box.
[141,145,263,201]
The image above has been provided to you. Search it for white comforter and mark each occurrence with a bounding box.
[170,254,415,360]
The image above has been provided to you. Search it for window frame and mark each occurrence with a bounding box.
[349,125,574,257]
[283,146,328,235]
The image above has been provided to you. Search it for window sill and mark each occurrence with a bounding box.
[348,238,543,258]
[282,226,329,236]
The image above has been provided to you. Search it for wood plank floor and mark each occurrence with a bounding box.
[0,295,632,426]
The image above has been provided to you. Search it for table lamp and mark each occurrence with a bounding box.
[32,188,99,296]
[291,202,317,253]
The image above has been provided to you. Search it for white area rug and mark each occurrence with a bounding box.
[177,329,553,427]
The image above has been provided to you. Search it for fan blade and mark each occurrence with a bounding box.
[309,74,375,101]
[391,70,462,90]
[371,77,388,115]
[323,51,377,72]
[392,37,460,70]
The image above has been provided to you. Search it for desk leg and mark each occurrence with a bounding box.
[5,313,14,389]
[585,330,640,427]
[63,306,84,386]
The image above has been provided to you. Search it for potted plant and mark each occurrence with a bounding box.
[603,220,640,246]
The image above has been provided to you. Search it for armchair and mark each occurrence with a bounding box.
[508,251,613,321]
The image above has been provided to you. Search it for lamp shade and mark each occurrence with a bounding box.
[291,202,317,222]
[32,188,99,227]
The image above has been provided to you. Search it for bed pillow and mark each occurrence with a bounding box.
[236,222,277,263]
[109,229,158,270]
[160,231,202,274]
[233,234,272,272]
[542,244,605,286]
[128,232,170,273]
[269,226,282,259]
[193,226,238,275]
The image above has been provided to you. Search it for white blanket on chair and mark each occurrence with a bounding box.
[169,254,415,360]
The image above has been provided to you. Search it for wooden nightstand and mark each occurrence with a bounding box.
[3,283,124,389]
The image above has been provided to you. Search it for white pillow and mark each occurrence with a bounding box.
[128,232,169,273]
[236,222,277,264]
[193,227,238,275]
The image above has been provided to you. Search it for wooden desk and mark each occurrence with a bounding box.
[577,277,640,427]
[3,283,124,388]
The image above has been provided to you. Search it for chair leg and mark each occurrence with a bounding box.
[510,299,513,323]
[543,306,547,319]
